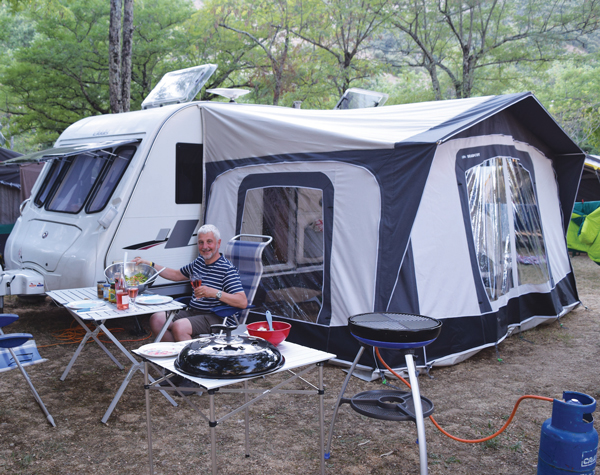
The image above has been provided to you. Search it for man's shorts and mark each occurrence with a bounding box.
[173,308,224,336]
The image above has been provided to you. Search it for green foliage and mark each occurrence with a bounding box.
[535,55,600,154]
[292,0,391,96]
[0,0,200,146]
[1,0,112,146]
[1,0,600,152]
[382,0,600,99]
[128,0,197,104]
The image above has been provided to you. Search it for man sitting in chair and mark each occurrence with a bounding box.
[133,224,247,341]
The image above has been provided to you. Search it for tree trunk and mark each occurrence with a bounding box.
[109,0,122,114]
[121,0,134,112]
[424,62,442,101]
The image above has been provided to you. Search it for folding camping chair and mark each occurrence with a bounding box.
[177,234,273,328]
[0,313,56,427]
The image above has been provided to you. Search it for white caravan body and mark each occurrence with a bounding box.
[1,103,204,296]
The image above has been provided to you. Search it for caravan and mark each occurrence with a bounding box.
[0,73,585,369]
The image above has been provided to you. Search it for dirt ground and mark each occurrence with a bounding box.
[0,254,599,475]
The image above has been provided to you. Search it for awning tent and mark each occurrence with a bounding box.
[199,92,584,370]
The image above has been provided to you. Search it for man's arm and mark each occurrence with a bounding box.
[195,287,248,309]
[132,257,187,282]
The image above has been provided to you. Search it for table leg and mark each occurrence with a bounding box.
[318,363,325,475]
[97,320,179,423]
[405,353,428,475]
[209,390,217,475]
[325,345,365,458]
[101,362,178,424]
[244,379,249,457]
[60,317,124,381]
[144,362,155,475]
[154,310,176,343]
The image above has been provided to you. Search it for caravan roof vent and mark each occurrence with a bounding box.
[141,64,217,110]
[334,88,389,110]
[206,88,251,103]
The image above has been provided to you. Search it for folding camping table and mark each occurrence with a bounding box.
[135,340,336,475]
[47,287,185,423]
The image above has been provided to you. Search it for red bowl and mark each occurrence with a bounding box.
[247,321,291,346]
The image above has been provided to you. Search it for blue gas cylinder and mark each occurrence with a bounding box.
[537,391,598,474]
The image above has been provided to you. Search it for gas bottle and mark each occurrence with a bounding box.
[537,391,598,474]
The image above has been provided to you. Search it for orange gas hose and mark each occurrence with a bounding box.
[374,347,553,443]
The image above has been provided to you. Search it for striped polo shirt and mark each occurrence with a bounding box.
[180,254,244,318]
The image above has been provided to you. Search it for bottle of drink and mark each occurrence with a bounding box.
[109,282,116,303]
[116,272,129,310]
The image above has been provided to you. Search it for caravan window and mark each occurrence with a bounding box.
[87,146,135,213]
[240,186,324,322]
[34,159,70,208]
[47,152,108,213]
[34,145,135,214]
[466,157,549,301]
[175,143,203,204]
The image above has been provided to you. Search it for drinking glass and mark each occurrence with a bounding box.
[128,285,139,306]
[191,273,202,298]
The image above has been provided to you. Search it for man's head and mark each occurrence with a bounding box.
[197,224,221,264]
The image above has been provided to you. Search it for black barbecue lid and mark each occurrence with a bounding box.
[174,332,285,379]
[348,312,442,345]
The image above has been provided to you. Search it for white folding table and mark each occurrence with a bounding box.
[47,287,185,423]
[135,340,336,475]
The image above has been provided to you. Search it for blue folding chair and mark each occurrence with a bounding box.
[0,314,56,427]
[177,234,272,328]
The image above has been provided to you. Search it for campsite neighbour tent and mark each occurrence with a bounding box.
[0,148,43,262]
[566,156,600,264]
[575,155,600,202]
[201,92,584,370]
[566,201,600,264]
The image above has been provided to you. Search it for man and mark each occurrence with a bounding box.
[133,224,247,342]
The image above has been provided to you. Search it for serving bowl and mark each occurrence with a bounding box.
[247,321,292,346]
[104,262,158,293]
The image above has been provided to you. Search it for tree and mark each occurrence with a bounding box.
[293,0,391,96]
[109,0,122,113]
[383,0,600,99]
[216,0,300,105]
[109,0,134,113]
[183,3,259,98]
[535,55,600,154]
[0,0,195,145]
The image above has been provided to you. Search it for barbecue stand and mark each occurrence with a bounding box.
[326,312,442,475]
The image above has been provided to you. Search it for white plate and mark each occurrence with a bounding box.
[136,295,174,305]
[66,300,106,310]
[137,342,186,358]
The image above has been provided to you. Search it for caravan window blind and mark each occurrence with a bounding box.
[466,157,549,302]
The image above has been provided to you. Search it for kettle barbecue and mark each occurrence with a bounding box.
[175,324,285,379]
